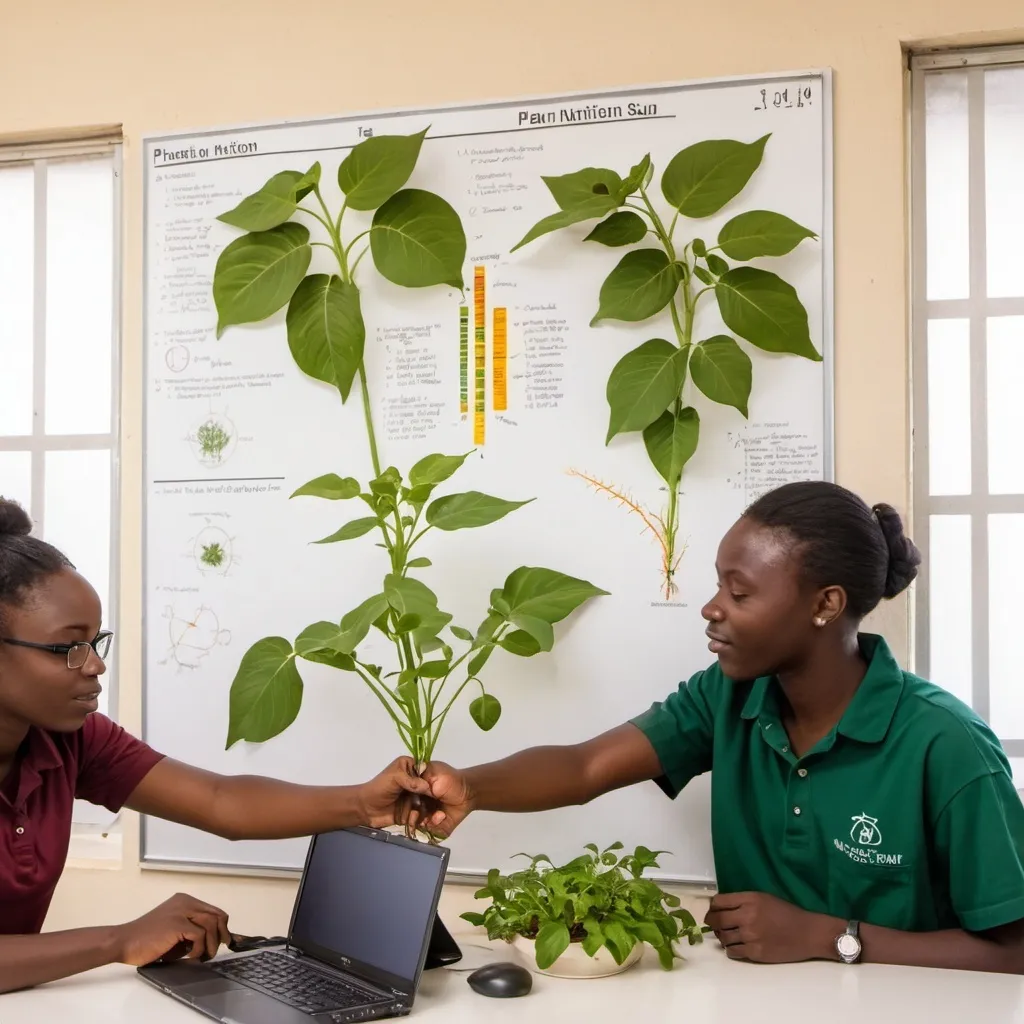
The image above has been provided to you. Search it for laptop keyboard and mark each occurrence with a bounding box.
[212,950,387,1015]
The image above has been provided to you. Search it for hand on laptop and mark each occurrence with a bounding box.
[401,761,473,837]
[359,756,436,829]
[113,892,232,966]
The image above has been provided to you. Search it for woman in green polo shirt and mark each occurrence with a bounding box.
[409,480,1024,975]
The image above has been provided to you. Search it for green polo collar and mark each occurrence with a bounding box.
[739,633,904,744]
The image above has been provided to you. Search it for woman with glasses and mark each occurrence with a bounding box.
[0,497,430,994]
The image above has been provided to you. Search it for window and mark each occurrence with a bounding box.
[910,48,1024,783]
[0,132,121,753]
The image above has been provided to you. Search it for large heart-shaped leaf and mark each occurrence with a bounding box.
[226,638,303,747]
[661,135,769,218]
[591,249,682,325]
[542,167,623,210]
[290,473,361,500]
[510,198,617,252]
[426,492,532,530]
[337,129,428,211]
[285,274,365,400]
[214,223,311,335]
[217,166,320,232]
[313,517,379,544]
[294,622,357,671]
[715,267,820,360]
[408,451,471,487]
[535,920,571,970]
[469,693,502,731]
[585,210,648,247]
[501,567,608,624]
[370,189,466,288]
[605,338,687,442]
[689,336,752,416]
[717,210,817,261]
[643,407,700,486]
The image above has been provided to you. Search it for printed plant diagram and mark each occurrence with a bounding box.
[187,519,237,577]
[160,604,232,671]
[186,409,237,466]
[512,135,820,599]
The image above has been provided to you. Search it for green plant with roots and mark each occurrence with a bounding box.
[512,134,820,599]
[196,419,231,461]
[200,542,226,569]
[211,129,607,783]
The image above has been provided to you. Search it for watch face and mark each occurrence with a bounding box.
[837,934,860,958]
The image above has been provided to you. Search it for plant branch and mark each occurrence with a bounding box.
[294,204,335,237]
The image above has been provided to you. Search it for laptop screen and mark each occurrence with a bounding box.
[289,828,447,988]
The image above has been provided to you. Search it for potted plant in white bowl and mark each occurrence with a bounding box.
[461,842,708,978]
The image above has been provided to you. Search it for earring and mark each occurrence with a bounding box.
[814,617,827,627]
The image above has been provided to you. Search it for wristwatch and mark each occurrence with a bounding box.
[835,920,861,964]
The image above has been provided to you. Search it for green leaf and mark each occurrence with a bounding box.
[603,920,636,965]
[543,167,623,210]
[335,594,390,654]
[489,590,511,617]
[384,573,440,618]
[450,625,474,642]
[509,615,553,652]
[509,198,616,253]
[411,611,453,649]
[581,916,605,957]
[394,613,421,633]
[370,188,466,289]
[661,134,769,218]
[213,223,311,335]
[692,238,707,257]
[715,266,820,360]
[294,622,357,671]
[534,920,571,970]
[469,693,502,731]
[501,567,608,625]
[689,335,752,416]
[426,491,532,531]
[408,451,471,487]
[643,407,700,486]
[717,209,817,261]
[591,249,683,325]
[499,630,542,657]
[605,338,687,442]
[475,611,505,644]
[226,638,303,747]
[398,673,419,708]
[418,659,450,679]
[693,265,714,286]
[619,154,652,199]
[468,645,494,677]
[290,473,360,500]
[312,517,379,543]
[584,210,648,247]
[407,557,432,568]
[217,168,315,232]
[286,274,365,401]
[460,912,486,927]
[337,128,427,211]
[705,253,729,277]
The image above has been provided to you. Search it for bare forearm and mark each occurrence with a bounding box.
[0,927,120,993]
[466,724,661,813]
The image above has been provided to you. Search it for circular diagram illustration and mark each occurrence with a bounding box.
[186,411,238,466]
[165,345,190,373]
[161,604,231,670]
[191,524,236,576]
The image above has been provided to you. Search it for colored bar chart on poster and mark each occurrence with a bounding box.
[459,305,469,414]
[493,307,507,412]
[473,265,485,444]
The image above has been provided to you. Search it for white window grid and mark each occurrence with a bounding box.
[910,46,1024,760]
[0,134,123,728]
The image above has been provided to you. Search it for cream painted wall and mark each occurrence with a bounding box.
[2,0,1022,936]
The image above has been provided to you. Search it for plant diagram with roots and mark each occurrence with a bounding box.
[160,604,232,671]
[186,408,237,466]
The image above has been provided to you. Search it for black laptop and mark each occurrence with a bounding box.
[137,826,450,1024]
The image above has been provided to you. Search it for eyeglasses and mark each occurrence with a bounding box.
[0,630,114,670]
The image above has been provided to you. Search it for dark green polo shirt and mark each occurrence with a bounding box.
[632,633,1024,933]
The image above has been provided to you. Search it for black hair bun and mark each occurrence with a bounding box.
[872,503,922,599]
[0,498,33,539]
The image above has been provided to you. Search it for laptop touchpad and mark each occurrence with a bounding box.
[194,988,313,1024]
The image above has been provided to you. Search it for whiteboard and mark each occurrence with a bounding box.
[141,69,833,882]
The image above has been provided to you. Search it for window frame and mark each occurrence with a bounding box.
[909,46,1024,760]
[0,132,124,730]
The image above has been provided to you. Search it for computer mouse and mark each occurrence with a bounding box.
[466,961,533,998]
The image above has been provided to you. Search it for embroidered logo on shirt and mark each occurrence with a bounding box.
[832,813,904,866]
[849,813,882,846]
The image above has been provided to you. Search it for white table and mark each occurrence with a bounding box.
[2,934,1022,1023]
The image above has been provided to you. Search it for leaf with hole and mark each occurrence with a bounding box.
[715,266,820,360]
[717,209,817,261]
[661,135,769,218]
[643,407,700,486]
[605,338,688,442]
[543,167,623,210]
[214,223,311,335]
[370,188,466,289]
[312,517,379,543]
[290,473,360,500]
[591,249,683,325]
[584,211,648,247]
[337,128,428,211]
[689,336,752,416]
[426,491,532,530]
[286,274,365,401]
[226,638,303,747]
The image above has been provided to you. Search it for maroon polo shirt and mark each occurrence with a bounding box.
[0,713,164,934]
